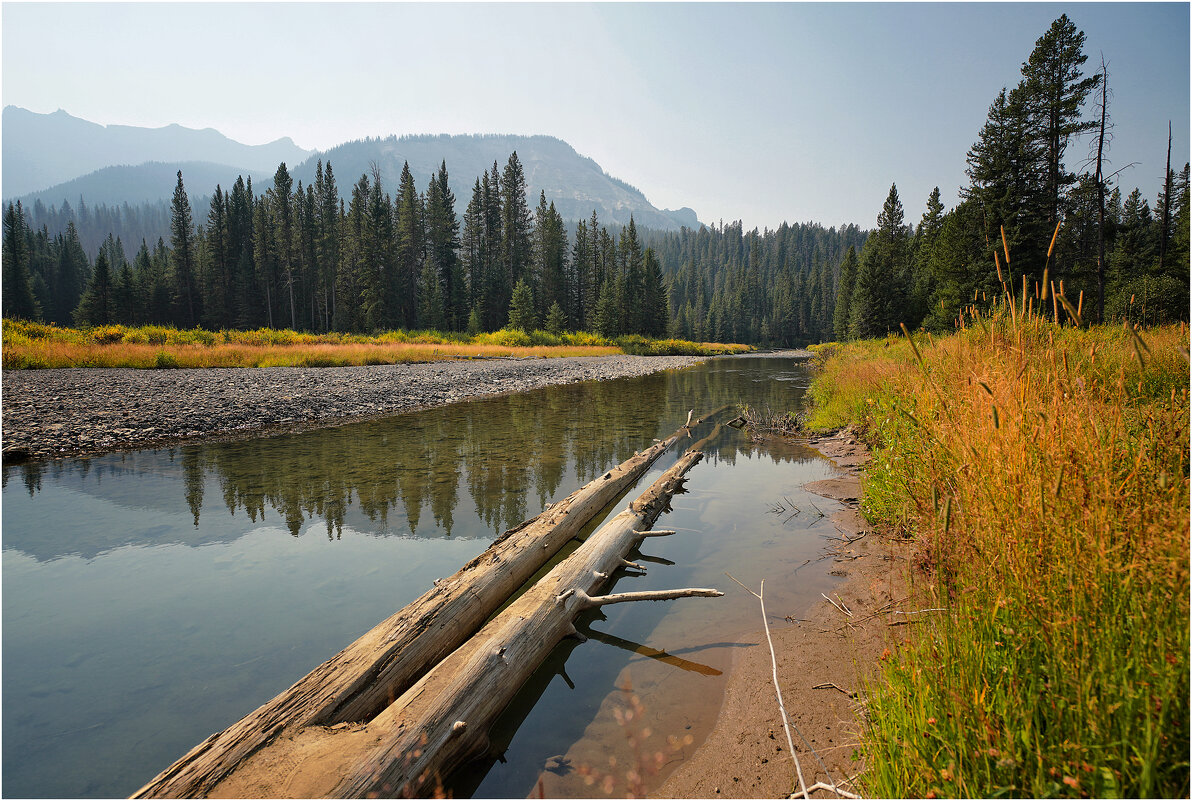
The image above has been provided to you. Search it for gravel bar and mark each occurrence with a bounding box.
[1,355,706,463]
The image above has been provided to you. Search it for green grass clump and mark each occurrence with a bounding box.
[809,308,1189,797]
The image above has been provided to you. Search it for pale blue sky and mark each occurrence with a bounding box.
[3,2,1188,230]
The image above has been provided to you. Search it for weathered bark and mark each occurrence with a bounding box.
[133,415,705,799]
[329,448,712,798]
[209,446,712,798]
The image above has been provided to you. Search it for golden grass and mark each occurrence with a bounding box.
[808,306,1189,797]
[1,320,747,368]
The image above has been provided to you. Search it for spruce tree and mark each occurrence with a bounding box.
[833,246,858,340]
[545,301,566,335]
[425,161,462,329]
[2,202,40,320]
[394,162,424,328]
[500,152,533,310]
[170,170,201,327]
[507,277,537,331]
[418,257,445,331]
[1019,14,1100,231]
[640,247,668,336]
[74,251,113,326]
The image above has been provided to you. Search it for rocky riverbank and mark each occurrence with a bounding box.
[1,355,706,462]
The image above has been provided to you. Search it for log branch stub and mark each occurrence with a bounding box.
[320,448,710,799]
[569,588,724,609]
[133,419,709,800]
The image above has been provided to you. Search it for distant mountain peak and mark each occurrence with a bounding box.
[2,106,313,198]
[3,109,702,231]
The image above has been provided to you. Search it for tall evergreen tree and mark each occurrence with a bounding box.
[169,170,201,327]
[1019,14,1100,231]
[640,247,668,336]
[850,184,910,337]
[499,152,533,317]
[394,162,424,328]
[425,161,462,329]
[833,246,859,340]
[2,202,40,320]
[74,251,113,326]
[507,277,537,331]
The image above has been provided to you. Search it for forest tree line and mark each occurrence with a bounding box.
[1,152,864,345]
[4,17,1184,345]
[833,14,1189,339]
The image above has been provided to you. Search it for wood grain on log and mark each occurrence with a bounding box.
[134,415,704,799]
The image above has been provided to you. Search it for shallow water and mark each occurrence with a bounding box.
[2,356,843,798]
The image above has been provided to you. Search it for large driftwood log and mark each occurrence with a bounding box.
[207,446,713,798]
[134,414,706,799]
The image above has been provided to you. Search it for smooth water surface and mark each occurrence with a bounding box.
[2,357,844,798]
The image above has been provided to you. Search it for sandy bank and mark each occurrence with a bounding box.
[656,428,907,799]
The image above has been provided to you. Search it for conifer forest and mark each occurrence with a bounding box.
[3,15,1188,343]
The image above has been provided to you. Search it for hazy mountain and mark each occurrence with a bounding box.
[293,134,698,230]
[1,106,310,198]
[17,161,261,208]
[3,107,702,231]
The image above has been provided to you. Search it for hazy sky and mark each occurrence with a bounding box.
[3,2,1189,230]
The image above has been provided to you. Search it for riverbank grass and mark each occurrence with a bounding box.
[809,313,1189,797]
[1,320,749,368]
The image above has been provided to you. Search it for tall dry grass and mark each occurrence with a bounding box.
[0,320,748,368]
[808,305,1189,797]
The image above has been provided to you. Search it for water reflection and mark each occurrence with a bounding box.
[2,356,827,799]
[3,359,813,561]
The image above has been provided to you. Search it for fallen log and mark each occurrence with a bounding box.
[208,445,714,798]
[134,413,706,799]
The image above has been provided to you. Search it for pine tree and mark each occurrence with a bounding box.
[74,251,114,326]
[833,246,858,340]
[500,152,533,314]
[418,257,445,331]
[640,247,668,336]
[909,187,945,327]
[204,185,233,329]
[965,87,1048,271]
[267,163,298,330]
[544,301,566,335]
[532,193,569,323]
[314,161,341,332]
[507,277,537,331]
[1019,14,1100,231]
[2,202,40,320]
[170,170,201,327]
[425,161,462,329]
[850,184,910,337]
[394,162,424,328]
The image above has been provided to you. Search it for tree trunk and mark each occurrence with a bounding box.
[207,446,713,799]
[133,413,710,799]
[1095,58,1109,324]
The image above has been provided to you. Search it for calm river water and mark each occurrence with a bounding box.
[2,355,844,798]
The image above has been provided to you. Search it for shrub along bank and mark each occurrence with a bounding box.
[807,311,1189,797]
[0,320,749,368]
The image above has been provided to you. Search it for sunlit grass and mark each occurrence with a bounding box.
[809,305,1189,797]
[0,320,750,368]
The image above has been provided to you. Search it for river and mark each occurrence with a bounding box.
[2,355,845,798]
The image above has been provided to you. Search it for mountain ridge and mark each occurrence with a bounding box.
[3,107,702,231]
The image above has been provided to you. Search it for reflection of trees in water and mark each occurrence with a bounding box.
[6,359,814,543]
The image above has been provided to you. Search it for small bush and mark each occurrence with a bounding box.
[152,351,181,369]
